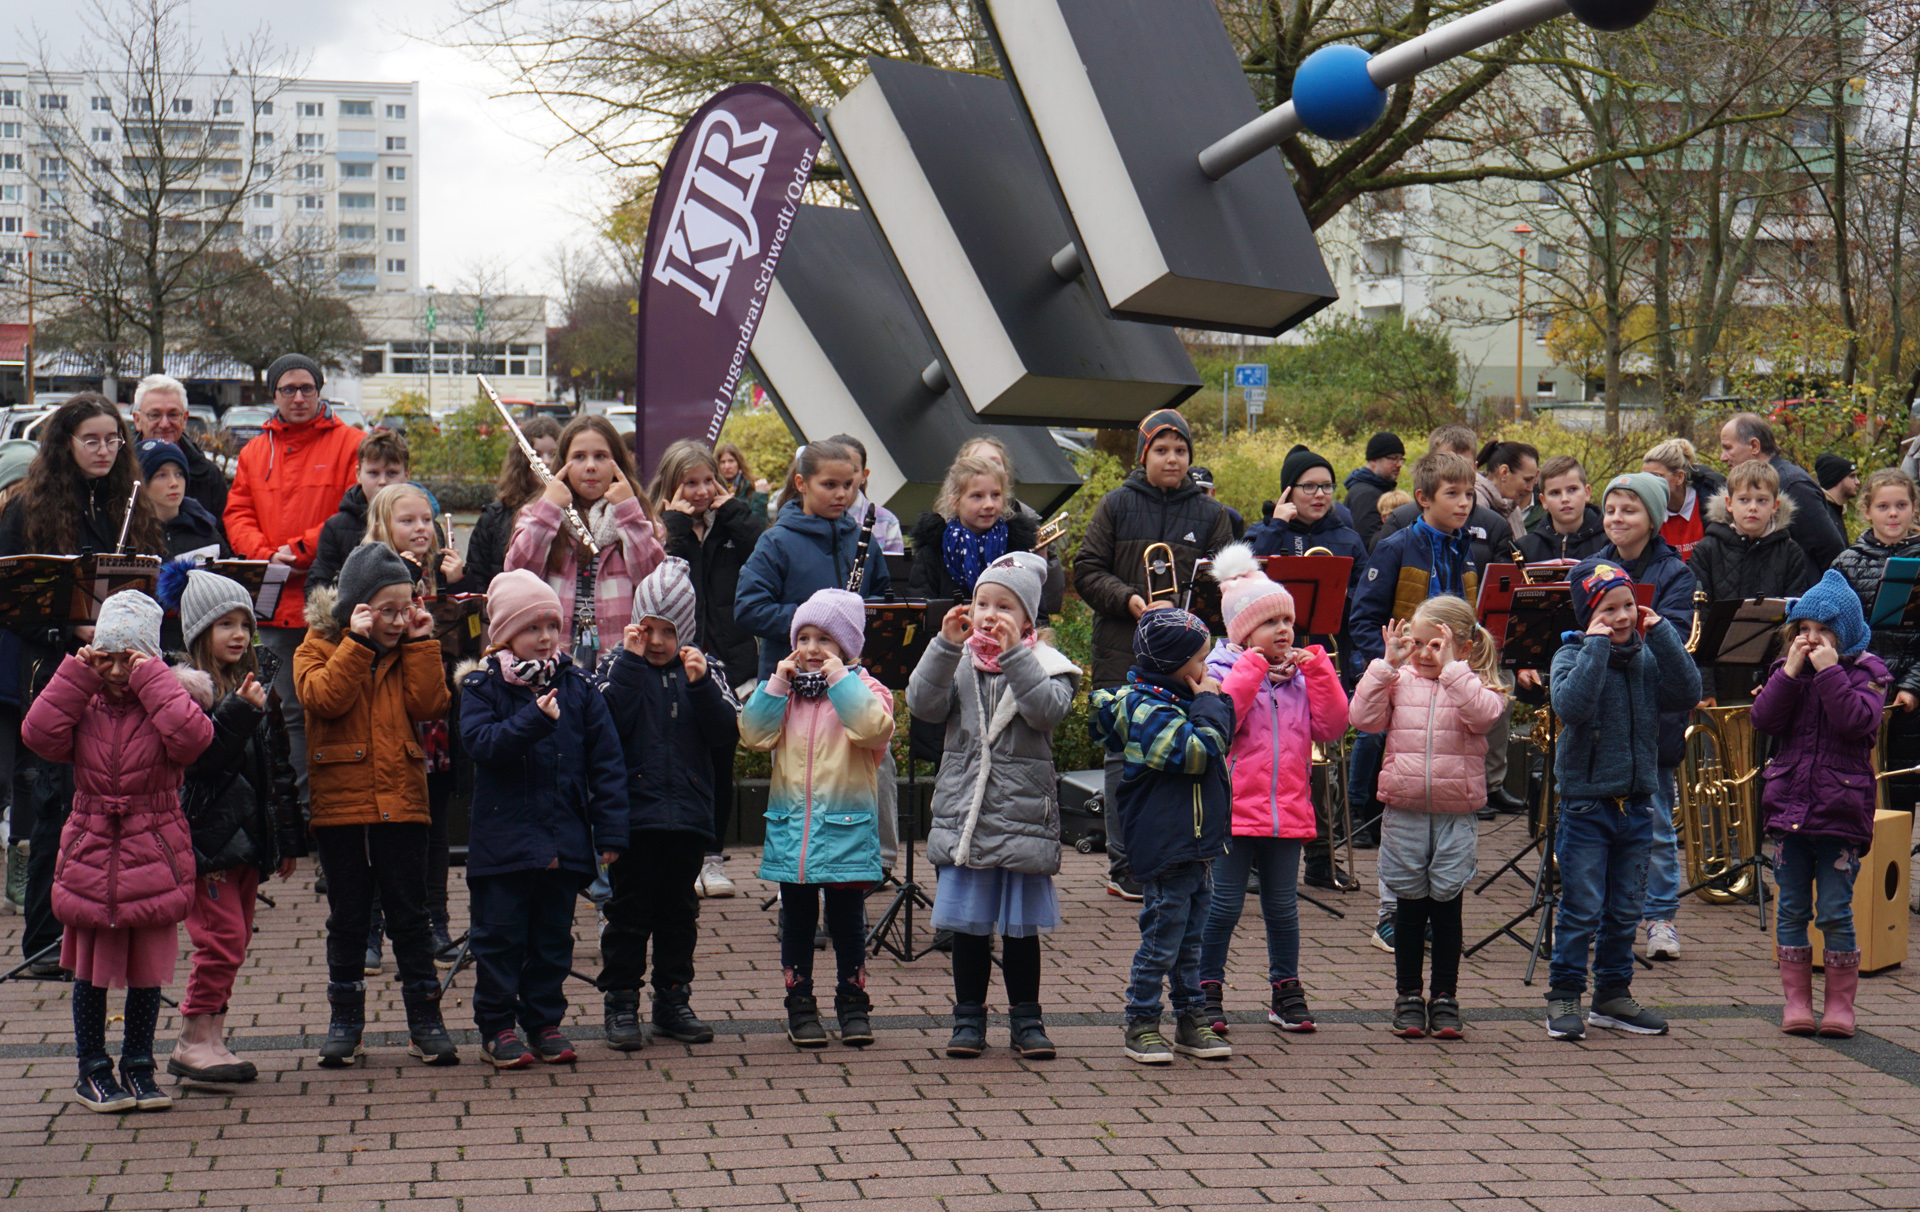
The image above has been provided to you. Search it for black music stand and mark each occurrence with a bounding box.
[861,598,948,962]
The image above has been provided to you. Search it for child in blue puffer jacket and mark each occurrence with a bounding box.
[1089,607,1233,1067]
[458,571,628,1070]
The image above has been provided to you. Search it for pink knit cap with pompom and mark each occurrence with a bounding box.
[1210,542,1296,647]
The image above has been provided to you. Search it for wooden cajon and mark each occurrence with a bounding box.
[1809,809,1911,972]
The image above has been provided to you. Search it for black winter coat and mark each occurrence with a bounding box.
[1691,495,1817,701]
[1072,470,1234,689]
[465,498,518,590]
[1517,505,1608,564]
[1771,454,1848,572]
[178,437,229,522]
[180,652,305,877]
[598,649,740,841]
[1343,466,1397,551]
[662,495,765,687]
[1831,529,1920,699]
[307,486,370,589]
[162,498,230,560]
[908,509,1040,604]
[458,655,630,878]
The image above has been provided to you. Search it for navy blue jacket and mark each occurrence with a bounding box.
[733,500,891,682]
[458,656,630,878]
[598,648,740,841]
[1596,535,1697,766]
[1088,670,1233,882]
[1550,620,1701,799]
[1347,519,1482,668]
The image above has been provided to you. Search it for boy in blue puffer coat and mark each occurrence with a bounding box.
[458,571,629,1070]
[596,557,740,1052]
[1089,607,1234,1067]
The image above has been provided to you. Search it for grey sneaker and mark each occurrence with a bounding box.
[1171,1013,1231,1060]
[1123,1018,1174,1064]
[1589,993,1668,1035]
[4,841,26,913]
[1546,996,1586,1041]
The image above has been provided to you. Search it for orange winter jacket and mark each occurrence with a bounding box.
[224,406,366,629]
[294,588,449,829]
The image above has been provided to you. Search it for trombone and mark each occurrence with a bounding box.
[1143,542,1179,607]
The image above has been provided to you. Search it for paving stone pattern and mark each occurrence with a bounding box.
[6,812,1920,1210]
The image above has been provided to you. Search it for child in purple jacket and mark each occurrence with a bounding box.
[1751,570,1888,1041]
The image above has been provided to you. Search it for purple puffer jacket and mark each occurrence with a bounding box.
[22,655,215,930]
[1750,652,1890,848]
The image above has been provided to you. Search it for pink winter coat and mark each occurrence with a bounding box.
[1205,641,1348,839]
[23,655,215,930]
[1349,658,1505,815]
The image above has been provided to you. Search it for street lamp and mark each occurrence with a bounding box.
[21,228,41,408]
[1512,222,1533,420]
[423,284,438,414]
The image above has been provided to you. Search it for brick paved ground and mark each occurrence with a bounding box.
[6,811,1920,1210]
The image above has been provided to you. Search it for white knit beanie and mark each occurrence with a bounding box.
[94,590,163,657]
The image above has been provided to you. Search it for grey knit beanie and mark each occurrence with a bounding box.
[632,556,698,642]
[181,569,256,647]
[332,542,418,629]
[94,590,163,657]
[973,551,1047,627]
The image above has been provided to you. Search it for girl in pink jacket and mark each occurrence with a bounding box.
[22,591,215,1115]
[1348,594,1505,1041]
[1196,546,1348,1036]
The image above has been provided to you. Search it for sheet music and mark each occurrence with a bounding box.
[256,564,292,618]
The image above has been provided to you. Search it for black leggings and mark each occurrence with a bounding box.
[951,931,1042,1007]
[779,884,865,998]
[1394,895,1464,998]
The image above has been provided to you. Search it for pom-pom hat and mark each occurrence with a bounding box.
[1209,542,1296,647]
[1787,568,1871,657]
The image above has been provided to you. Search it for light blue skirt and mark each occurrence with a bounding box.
[931,864,1061,938]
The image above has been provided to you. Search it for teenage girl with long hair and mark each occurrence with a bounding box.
[468,414,562,588]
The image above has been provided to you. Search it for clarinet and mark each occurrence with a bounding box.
[845,504,877,594]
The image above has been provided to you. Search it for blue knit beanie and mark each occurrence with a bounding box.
[1566,556,1637,633]
[1787,568,1871,656]
[1132,607,1212,676]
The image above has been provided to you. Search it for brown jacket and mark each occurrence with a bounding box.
[294,587,449,829]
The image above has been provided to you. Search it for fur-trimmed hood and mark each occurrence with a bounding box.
[1705,489,1796,537]
[304,583,343,639]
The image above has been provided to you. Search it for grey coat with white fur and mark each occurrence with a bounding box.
[908,634,1080,875]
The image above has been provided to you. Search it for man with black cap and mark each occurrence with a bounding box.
[224,353,366,812]
[1074,408,1234,900]
[1187,466,1244,541]
[1345,432,1404,550]
[1816,453,1859,544]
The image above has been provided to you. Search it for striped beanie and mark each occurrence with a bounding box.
[632,556,698,642]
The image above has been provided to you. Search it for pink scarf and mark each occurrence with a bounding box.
[966,628,1037,673]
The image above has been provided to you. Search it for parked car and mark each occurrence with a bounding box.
[215,406,274,457]
[331,405,368,431]
[186,405,218,444]
[604,408,636,438]
[374,408,436,437]
[0,407,55,442]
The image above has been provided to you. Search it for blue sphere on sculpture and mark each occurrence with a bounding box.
[1291,44,1388,141]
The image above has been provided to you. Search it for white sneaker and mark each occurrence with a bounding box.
[1645,920,1680,960]
[695,855,736,899]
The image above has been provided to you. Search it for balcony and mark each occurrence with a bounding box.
[1355,274,1404,309]
[338,269,377,289]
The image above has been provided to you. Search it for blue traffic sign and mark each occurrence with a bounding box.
[1234,363,1268,388]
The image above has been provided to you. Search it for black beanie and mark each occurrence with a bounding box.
[1280,444,1335,495]
[1136,408,1192,464]
[1366,431,1405,461]
[1815,453,1856,490]
[266,352,325,396]
[332,542,417,630]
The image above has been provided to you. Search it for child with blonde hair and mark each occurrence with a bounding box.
[1349,594,1505,1040]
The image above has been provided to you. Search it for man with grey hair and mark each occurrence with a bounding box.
[1718,411,1845,569]
[132,373,227,519]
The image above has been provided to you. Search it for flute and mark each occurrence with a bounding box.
[114,480,142,555]
[475,374,599,559]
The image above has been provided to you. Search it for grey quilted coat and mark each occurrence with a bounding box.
[907,634,1080,875]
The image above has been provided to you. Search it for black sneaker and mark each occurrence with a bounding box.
[1171,1013,1231,1060]
[1269,979,1315,1033]
[1546,995,1586,1041]
[1589,993,1668,1036]
[603,991,645,1051]
[530,1025,576,1064]
[1391,994,1426,1037]
[785,993,829,1049]
[119,1062,171,1111]
[74,1063,135,1113]
[481,1030,536,1069]
[1427,996,1464,1040]
[1199,980,1228,1034]
[1106,875,1144,902]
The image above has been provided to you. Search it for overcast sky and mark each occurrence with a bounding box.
[21,0,611,304]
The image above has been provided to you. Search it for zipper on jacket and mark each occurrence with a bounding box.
[105,707,131,926]
[1268,689,1281,835]
[1193,782,1203,838]
[1423,682,1438,813]
[798,699,819,882]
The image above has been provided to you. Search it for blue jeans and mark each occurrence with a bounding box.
[1349,731,1385,818]
[1126,861,1211,1021]
[1198,837,1302,985]
[1773,834,1861,952]
[1548,794,1654,999]
[1642,766,1681,921]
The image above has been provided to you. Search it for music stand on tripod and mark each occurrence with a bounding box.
[859,598,948,962]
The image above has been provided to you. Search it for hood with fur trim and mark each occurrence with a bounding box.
[304,584,344,640]
[1705,489,1796,537]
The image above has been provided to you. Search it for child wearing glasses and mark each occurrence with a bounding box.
[295,543,453,1068]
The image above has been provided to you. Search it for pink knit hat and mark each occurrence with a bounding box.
[1210,542,1295,647]
[791,587,867,659]
[486,569,562,648]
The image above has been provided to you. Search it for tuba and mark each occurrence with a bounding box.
[1677,703,1763,904]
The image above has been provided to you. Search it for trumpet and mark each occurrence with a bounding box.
[1034,509,1071,551]
[1143,542,1179,608]
[476,374,599,559]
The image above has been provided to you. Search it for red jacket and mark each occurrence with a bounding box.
[224,406,366,628]
[24,656,214,930]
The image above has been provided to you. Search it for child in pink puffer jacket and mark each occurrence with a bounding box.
[1349,594,1505,1042]
[1196,546,1348,1037]
[22,591,215,1115]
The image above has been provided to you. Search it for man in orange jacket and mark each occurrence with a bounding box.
[224,352,366,809]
